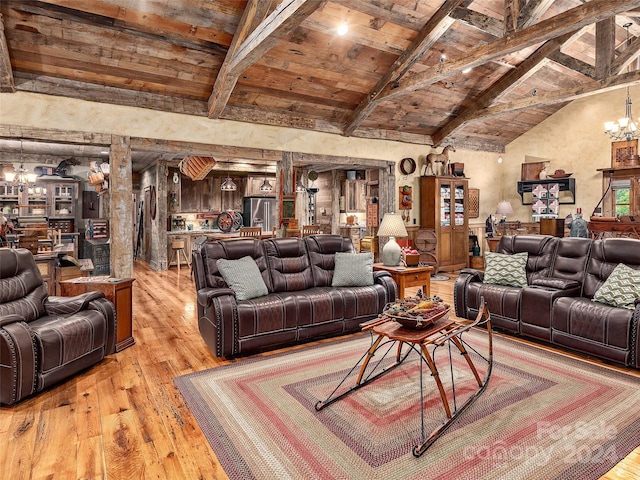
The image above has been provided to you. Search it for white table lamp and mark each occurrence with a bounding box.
[377,212,408,266]
[495,201,514,236]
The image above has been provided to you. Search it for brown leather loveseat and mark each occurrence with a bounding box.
[193,235,397,357]
[0,248,116,405]
[454,235,640,368]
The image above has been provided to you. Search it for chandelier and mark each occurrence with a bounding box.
[604,23,640,142]
[5,141,37,192]
[220,161,237,191]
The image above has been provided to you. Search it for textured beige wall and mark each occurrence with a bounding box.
[504,86,640,221]
[1,87,632,226]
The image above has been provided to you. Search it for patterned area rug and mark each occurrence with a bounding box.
[175,330,640,480]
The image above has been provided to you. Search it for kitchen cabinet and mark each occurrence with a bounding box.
[0,179,78,219]
[173,169,246,213]
[420,176,469,272]
[344,180,366,211]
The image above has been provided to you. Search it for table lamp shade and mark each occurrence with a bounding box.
[377,213,408,266]
[495,201,513,216]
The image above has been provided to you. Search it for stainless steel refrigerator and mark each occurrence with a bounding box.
[243,197,276,231]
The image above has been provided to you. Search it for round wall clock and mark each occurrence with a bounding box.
[400,157,416,175]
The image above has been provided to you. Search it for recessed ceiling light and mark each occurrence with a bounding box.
[337,24,348,36]
[462,67,472,74]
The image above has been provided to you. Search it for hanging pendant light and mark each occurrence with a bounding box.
[220,161,237,191]
[296,170,306,193]
[604,23,640,142]
[259,167,273,192]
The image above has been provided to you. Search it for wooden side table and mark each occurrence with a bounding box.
[60,278,135,352]
[372,263,433,299]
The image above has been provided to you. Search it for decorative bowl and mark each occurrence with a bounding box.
[547,172,573,178]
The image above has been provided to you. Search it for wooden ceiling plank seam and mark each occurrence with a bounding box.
[227,0,324,75]
[10,54,212,99]
[0,13,15,92]
[595,17,615,80]
[343,0,466,137]
[377,0,640,104]
[611,34,640,74]
[432,29,581,146]
[207,0,269,118]
[470,69,640,121]
[517,0,556,30]
[7,38,218,87]
[449,7,505,38]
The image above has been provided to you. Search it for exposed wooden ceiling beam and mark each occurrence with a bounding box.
[548,51,596,78]
[343,0,465,136]
[612,35,640,74]
[0,14,15,93]
[449,7,505,38]
[469,69,640,121]
[505,0,525,35]
[207,0,269,118]
[596,18,616,79]
[432,31,580,146]
[377,0,640,103]
[518,0,555,30]
[227,0,323,75]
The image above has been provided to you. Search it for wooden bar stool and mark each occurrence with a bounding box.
[169,240,190,274]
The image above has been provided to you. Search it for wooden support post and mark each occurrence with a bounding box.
[109,135,134,278]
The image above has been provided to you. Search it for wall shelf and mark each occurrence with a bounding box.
[517,178,576,205]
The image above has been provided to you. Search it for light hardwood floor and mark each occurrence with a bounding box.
[1,261,638,479]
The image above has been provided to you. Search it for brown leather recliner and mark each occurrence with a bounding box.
[0,248,116,405]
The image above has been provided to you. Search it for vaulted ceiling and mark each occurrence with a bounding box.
[1,0,640,164]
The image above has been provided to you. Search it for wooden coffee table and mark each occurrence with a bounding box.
[373,263,433,299]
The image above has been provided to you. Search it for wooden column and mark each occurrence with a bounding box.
[155,162,168,270]
[109,135,134,278]
[331,170,341,234]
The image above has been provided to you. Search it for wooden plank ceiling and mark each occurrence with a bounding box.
[2,0,640,158]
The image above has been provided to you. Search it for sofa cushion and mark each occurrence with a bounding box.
[592,263,640,309]
[305,235,355,287]
[263,238,314,292]
[331,252,374,287]
[496,235,558,283]
[216,256,269,300]
[483,251,528,287]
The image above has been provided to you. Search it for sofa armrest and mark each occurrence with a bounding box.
[459,268,484,282]
[454,269,484,319]
[197,287,236,308]
[531,277,580,290]
[373,271,397,302]
[44,291,105,315]
[0,314,25,327]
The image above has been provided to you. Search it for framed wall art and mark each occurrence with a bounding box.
[468,188,480,218]
[611,140,638,169]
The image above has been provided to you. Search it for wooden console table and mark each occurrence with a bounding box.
[373,263,433,299]
[60,278,135,352]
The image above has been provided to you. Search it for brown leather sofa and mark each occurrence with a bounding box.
[0,248,116,405]
[454,235,640,368]
[193,235,397,357]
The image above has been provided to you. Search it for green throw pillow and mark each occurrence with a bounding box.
[332,252,374,287]
[483,251,528,288]
[216,256,269,301]
[592,263,640,310]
